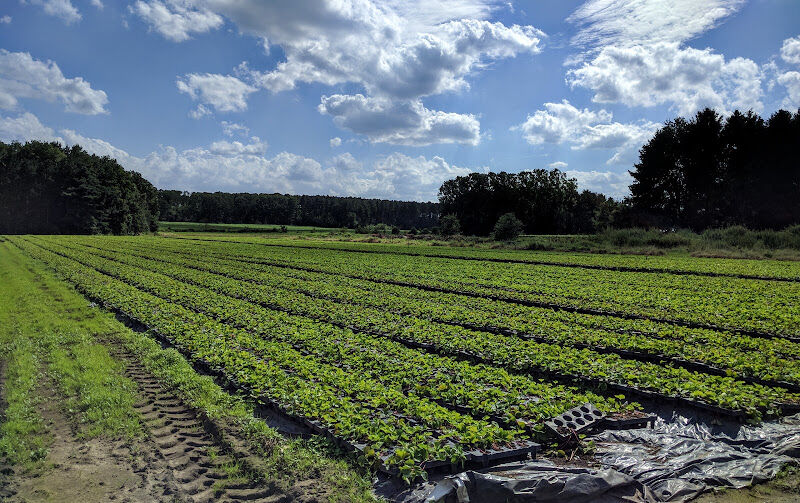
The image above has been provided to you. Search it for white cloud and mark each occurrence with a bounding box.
[331,152,474,201]
[221,121,249,137]
[177,73,256,115]
[548,161,568,169]
[208,136,267,156]
[329,137,342,147]
[0,111,472,201]
[319,94,480,146]
[514,100,611,144]
[0,112,59,142]
[129,0,223,42]
[566,169,632,199]
[188,104,211,119]
[90,0,103,8]
[22,0,81,24]
[513,100,658,164]
[0,15,11,23]
[133,1,541,145]
[567,0,744,48]
[566,43,763,116]
[777,71,800,109]
[330,151,360,171]
[60,128,135,160]
[565,1,760,117]
[781,36,800,66]
[0,113,137,166]
[0,50,109,114]
[249,17,542,100]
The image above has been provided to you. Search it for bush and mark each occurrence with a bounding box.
[391,226,400,235]
[492,213,524,241]
[438,215,461,237]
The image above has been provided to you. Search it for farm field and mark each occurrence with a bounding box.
[159,221,341,234]
[0,238,375,502]
[2,233,800,501]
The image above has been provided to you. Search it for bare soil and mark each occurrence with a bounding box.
[3,350,280,503]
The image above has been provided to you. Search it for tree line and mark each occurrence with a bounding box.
[437,170,618,235]
[628,108,800,230]
[0,141,159,235]
[438,108,800,236]
[159,191,440,230]
[3,107,797,236]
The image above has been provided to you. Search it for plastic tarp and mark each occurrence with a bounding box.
[410,411,800,503]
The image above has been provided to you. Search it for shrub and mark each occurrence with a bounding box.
[492,213,524,241]
[438,215,461,237]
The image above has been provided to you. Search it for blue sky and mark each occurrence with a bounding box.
[1,0,799,201]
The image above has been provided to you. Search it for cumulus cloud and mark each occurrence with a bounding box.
[0,113,138,167]
[566,169,632,199]
[132,0,542,145]
[781,36,800,66]
[548,161,568,169]
[0,15,11,23]
[330,151,360,171]
[129,0,223,42]
[177,73,256,116]
[567,0,744,48]
[566,43,763,115]
[22,0,81,24]
[0,111,472,201]
[319,94,479,146]
[513,100,658,164]
[249,17,542,100]
[0,50,109,114]
[565,1,760,116]
[0,112,59,142]
[333,153,474,201]
[777,71,800,108]
[329,137,342,147]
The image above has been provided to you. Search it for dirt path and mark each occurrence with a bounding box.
[119,350,276,502]
[4,349,278,503]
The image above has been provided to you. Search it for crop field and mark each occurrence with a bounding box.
[4,234,800,488]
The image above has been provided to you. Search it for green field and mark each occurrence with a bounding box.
[159,221,342,233]
[2,233,799,499]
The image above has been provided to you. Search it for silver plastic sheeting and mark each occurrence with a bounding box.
[418,412,800,503]
[592,412,800,502]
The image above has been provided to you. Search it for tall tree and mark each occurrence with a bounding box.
[630,108,800,230]
[0,141,159,235]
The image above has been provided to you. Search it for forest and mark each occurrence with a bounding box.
[629,108,800,230]
[0,141,159,235]
[158,191,440,230]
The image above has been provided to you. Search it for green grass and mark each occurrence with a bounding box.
[0,241,142,468]
[0,333,47,467]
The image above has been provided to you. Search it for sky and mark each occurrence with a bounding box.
[0,0,798,201]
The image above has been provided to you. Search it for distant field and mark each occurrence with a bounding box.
[158,221,341,233]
